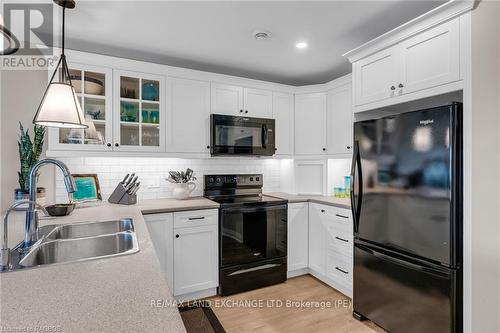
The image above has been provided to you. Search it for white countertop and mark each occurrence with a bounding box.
[0,197,220,333]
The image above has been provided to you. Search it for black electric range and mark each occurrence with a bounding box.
[204,174,288,296]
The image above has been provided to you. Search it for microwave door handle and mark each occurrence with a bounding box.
[261,124,268,148]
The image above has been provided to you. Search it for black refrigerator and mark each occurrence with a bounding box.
[350,103,462,333]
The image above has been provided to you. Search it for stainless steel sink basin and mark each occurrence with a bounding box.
[43,218,134,240]
[19,232,139,267]
[10,218,140,270]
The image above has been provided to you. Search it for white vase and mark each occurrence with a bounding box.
[172,182,196,200]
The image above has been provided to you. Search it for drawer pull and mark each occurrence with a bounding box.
[188,216,206,221]
[335,214,349,219]
[335,267,349,274]
[335,236,349,243]
[321,209,325,213]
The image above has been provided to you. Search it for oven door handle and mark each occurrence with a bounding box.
[222,204,288,214]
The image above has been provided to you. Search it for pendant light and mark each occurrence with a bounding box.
[33,0,88,129]
[0,24,20,55]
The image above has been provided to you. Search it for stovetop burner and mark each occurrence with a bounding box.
[204,174,287,207]
[209,195,287,207]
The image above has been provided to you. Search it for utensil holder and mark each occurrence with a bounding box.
[108,183,137,205]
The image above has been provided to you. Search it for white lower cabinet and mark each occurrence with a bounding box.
[174,224,218,296]
[308,203,326,273]
[308,203,353,298]
[144,209,218,300]
[287,203,309,275]
[143,213,174,291]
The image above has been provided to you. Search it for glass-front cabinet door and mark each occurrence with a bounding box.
[49,63,113,151]
[113,70,165,151]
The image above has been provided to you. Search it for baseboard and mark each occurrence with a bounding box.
[287,268,310,278]
[175,288,217,303]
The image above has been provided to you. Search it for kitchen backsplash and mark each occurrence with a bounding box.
[55,157,283,203]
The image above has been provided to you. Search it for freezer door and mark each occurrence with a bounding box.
[353,242,460,333]
[353,104,461,265]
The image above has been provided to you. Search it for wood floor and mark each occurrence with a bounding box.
[208,275,384,333]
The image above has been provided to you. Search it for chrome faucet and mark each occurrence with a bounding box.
[1,200,47,270]
[24,158,76,248]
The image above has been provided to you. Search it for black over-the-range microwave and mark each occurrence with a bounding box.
[210,114,276,156]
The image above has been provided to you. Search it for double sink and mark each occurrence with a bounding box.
[17,218,139,269]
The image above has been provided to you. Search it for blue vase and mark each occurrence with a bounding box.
[142,82,159,101]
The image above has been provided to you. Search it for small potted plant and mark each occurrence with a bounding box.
[165,168,197,200]
[15,122,46,206]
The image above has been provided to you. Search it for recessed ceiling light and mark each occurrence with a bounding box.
[296,41,308,49]
[253,30,271,40]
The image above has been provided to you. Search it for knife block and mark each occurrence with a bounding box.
[108,183,137,205]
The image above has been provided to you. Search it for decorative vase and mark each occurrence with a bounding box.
[14,187,46,208]
[172,183,196,200]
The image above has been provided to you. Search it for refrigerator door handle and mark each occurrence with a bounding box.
[350,140,362,234]
[357,243,451,279]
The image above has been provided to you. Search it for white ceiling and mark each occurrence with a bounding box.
[48,1,446,86]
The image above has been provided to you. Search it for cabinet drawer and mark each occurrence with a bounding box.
[327,207,353,234]
[174,209,218,229]
[326,251,353,284]
[326,229,353,257]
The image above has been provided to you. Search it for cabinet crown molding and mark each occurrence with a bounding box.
[342,0,474,63]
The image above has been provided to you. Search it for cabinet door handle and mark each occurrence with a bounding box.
[107,143,112,147]
[240,109,243,113]
[335,214,349,219]
[390,86,396,91]
[245,110,248,114]
[335,267,349,274]
[188,216,205,221]
[335,236,349,243]
[115,143,120,147]
[206,145,210,149]
[347,146,351,149]
[398,83,404,88]
[175,234,179,238]
[322,148,326,151]
[321,209,325,213]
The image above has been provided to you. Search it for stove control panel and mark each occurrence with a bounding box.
[205,174,263,189]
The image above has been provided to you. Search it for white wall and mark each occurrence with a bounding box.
[470,1,500,332]
[0,69,54,211]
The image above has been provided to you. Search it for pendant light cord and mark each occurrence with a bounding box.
[61,5,65,56]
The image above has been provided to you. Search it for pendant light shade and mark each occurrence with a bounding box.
[33,0,88,129]
[34,82,86,128]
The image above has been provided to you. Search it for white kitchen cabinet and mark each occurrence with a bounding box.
[323,206,353,298]
[144,209,218,299]
[272,92,294,155]
[210,83,244,115]
[173,224,218,296]
[173,209,218,297]
[400,18,460,94]
[243,88,273,117]
[308,203,353,298]
[351,17,461,109]
[287,203,309,273]
[211,83,272,117]
[113,70,165,151]
[165,78,210,154]
[144,213,174,291]
[48,63,113,151]
[294,93,327,155]
[327,84,353,155]
[308,203,326,274]
[353,46,401,106]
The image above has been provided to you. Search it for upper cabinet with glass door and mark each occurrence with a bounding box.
[113,70,165,151]
[48,63,113,151]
